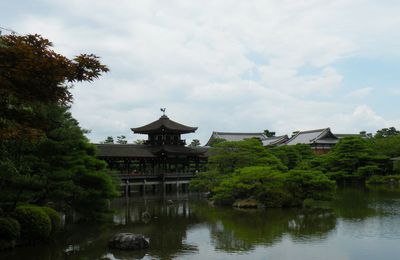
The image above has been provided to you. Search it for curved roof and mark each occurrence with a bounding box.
[285,128,337,145]
[205,131,267,146]
[95,144,206,157]
[131,115,198,134]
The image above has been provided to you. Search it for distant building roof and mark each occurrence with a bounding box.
[96,144,155,158]
[131,115,197,134]
[391,156,400,161]
[285,128,338,145]
[262,135,289,146]
[206,131,267,146]
[334,133,370,139]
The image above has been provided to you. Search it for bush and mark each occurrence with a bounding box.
[0,217,20,250]
[367,175,400,185]
[13,205,51,242]
[41,207,61,234]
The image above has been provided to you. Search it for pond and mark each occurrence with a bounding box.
[1,187,400,260]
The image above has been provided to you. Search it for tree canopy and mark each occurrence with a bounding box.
[0,34,116,220]
[0,34,108,140]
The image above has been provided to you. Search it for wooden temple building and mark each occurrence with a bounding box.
[96,114,207,194]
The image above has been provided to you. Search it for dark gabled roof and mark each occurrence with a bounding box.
[95,144,206,158]
[151,145,207,156]
[95,144,155,158]
[131,115,197,134]
[206,131,267,146]
[262,135,289,146]
[285,128,338,145]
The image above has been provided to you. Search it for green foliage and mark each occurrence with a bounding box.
[211,167,335,207]
[282,170,336,203]
[102,136,114,144]
[207,137,226,147]
[0,106,118,219]
[0,34,108,140]
[366,175,400,185]
[369,135,400,158]
[375,127,400,138]
[190,170,223,192]
[116,135,127,144]
[188,139,201,147]
[41,207,61,234]
[13,205,51,242]
[0,34,116,221]
[209,138,286,174]
[309,137,390,180]
[270,144,315,169]
[263,129,276,137]
[0,217,20,249]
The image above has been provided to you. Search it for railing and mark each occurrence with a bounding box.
[118,172,196,182]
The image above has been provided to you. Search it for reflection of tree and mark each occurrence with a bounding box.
[112,197,200,259]
[332,187,379,219]
[192,205,337,253]
[288,208,337,241]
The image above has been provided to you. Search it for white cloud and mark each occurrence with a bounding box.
[4,0,400,143]
[345,87,373,99]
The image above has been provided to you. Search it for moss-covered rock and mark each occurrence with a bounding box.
[0,217,20,250]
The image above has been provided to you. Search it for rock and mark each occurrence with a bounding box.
[166,200,174,204]
[233,198,262,209]
[108,233,149,250]
[141,211,151,223]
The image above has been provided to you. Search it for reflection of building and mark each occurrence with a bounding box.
[96,115,207,189]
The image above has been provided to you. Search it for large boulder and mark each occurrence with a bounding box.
[108,233,149,250]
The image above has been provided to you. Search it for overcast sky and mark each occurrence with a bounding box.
[2,0,400,144]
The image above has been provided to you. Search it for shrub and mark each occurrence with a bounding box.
[13,205,51,242]
[41,207,61,234]
[0,217,20,250]
[367,175,400,185]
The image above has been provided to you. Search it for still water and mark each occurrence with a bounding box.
[2,187,400,260]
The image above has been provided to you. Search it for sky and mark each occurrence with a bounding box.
[1,0,400,144]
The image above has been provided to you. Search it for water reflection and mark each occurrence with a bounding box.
[1,188,400,260]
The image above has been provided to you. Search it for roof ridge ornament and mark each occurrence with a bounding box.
[160,108,166,116]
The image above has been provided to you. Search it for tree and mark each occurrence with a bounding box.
[116,135,127,144]
[207,138,226,147]
[0,34,115,219]
[0,34,108,140]
[263,130,276,138]
[102,136,114,144]
[189,139,201,147]
[134,139,145,144]
[309,137,390,179]
[375,127,400,138]
[269,144,315,170]
[208,138,286,175]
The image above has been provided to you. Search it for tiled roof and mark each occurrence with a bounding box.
[131,115,197,134]
[206,131,267,146]
[285,128,337,145]
[95,144,155,158]
[95,144,206,158]
[262,135,289,146]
